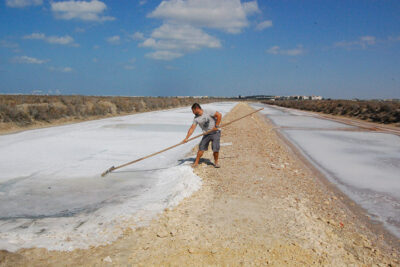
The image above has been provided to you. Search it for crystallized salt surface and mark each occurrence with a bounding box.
[252,102,355,129]
[253,103,400,238]
[282,130,400,237]
[0,102,236,251]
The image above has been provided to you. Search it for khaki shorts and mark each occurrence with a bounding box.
[199,131,220,152]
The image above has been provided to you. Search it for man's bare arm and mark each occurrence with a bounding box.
[183,124,197,143]
[214,111,222,128]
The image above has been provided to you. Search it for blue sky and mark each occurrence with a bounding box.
[0,0,399,99]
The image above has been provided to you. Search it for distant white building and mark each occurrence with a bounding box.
[311,95,323,100]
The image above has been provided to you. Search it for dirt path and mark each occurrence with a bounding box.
[1,103,398,266]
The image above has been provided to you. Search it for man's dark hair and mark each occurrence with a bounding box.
[191,103,202,110]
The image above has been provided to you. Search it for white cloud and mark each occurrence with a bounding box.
[130,31,145,40]
[12,55,48,64]
[145,50,183,60]
[266,45,279,55]
[51,0,115,22]
[6,0,42,8]
[267,45,304,56]
[148,0,259,34]
[141,0,259,60]
[284,46,304,56]
[360,35,376,45]
[139,0,147,5]
[0,40,19,49]
[23,32,77,46]
[49,66,73,72]
[256,20,272,31]
[106,35,120,45]
[140,23,221,52]
[47,36,75,45]
[24,33,46,40]
[334,35,376,49]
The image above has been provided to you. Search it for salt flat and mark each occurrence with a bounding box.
[1,103,397,266]
[252,103,400,238]
[0,102,236,251]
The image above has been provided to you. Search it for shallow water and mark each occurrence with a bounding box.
[252,103,400,238]
[0,102,236,251]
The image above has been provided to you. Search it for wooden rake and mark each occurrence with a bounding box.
[101,107,263,177]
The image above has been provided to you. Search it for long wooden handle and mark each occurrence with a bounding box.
[101,107,263,176]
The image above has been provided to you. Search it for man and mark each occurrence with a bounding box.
[183,103,222,168]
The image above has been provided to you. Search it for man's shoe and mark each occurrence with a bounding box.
[214,163,221,168]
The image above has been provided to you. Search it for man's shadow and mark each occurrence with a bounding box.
[178,157,214,166]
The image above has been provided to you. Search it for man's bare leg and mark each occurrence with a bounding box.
[193,150,204,167]
[213,152,219,167]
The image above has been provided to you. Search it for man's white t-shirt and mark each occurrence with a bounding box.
[193,109,217,132]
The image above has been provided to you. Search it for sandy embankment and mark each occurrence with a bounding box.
[1,103,399,266]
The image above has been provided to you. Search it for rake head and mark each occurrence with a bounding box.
[101,166,115,177]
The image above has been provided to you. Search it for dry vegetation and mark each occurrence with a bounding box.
[0,95,228,131]
[264,99,400,126]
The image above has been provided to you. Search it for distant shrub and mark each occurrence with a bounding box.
[0,104,32,125]
[0,95,228,130]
